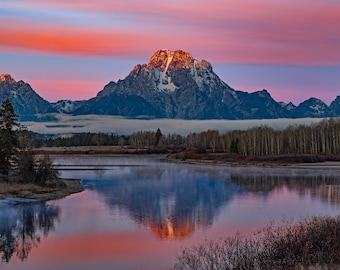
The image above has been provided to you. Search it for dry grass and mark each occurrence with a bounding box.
[170,216,340,270]
[0,178,83,201]
[167,151,340,166]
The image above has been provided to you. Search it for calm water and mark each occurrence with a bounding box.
[1,155,340,270]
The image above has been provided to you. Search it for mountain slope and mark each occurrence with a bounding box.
[0,74,57,121]
[293,98,328,118]
[328,96,340,117]
[76,49,337,120]
[74,50,240,119]
[51,100,86,114]
[232,90,291,119]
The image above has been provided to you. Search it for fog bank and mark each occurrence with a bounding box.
[22,114,323,136]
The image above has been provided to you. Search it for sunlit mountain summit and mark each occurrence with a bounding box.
[74,49,240,119]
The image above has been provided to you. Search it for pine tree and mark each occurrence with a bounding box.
[155,128,163,147]
[0,99,19,175]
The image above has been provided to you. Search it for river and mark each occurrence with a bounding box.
[1,155,340,269]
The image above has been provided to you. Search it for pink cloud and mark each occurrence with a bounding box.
[0,19,153,58]
[1,0,340,65]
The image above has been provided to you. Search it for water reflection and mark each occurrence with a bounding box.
[0,200,60,263]
[83,165,243,239]
[1,157,340,270]
[230,171,340,204]
[79,159,340,239]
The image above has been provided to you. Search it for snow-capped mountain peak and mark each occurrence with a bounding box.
[152,50,177,93]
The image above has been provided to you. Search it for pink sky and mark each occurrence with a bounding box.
[1,0,339,104]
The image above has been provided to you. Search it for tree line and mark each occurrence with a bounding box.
[102,118,340,156]
[36,133,128,147]
[35,118,340,156]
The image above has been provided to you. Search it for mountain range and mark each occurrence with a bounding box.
[1,50,339,121]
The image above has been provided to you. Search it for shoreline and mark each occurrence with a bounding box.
[32,146,167,155]
[166,151,340,168]
[167,157,340,170]
[2,149,340,201]
[33,146,340,168]
[0,178,84,201]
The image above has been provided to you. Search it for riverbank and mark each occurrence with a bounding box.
[32,146,166,155]
[0,178,83,201]
[33,146,340,167]
[167,151,340,167]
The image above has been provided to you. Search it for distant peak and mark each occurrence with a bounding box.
[0,74,15,83]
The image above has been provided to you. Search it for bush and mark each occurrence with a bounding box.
[170,216,340,270]
[34,155,60,187]
[17,151,61,187]
[17,148,35,183]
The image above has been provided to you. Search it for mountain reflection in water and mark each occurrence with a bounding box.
[82,162,340,239]
[2,156,340,270]
[0,199,60,263]
[83,165,243,239]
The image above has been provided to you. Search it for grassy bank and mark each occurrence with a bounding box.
[32,146,167,155]
[0,178,83,201]
[167,151,340,166]
[170,216,340,270]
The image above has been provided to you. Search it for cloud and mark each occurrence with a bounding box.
[1,0,340,65]
[0,20,154,58]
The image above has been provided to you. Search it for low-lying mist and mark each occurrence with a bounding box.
[22,114,323,135]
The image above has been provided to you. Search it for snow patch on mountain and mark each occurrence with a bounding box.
[51,100,86,114]
[154,52,178,93]
[279,102,296,111]
[164,51,174,74]
[191,60,204,90]
[309,103,326,116]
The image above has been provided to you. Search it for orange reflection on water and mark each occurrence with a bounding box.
[149,217,203,239]
[30,231,165,263]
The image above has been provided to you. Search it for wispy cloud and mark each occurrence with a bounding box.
[1,0,339,65]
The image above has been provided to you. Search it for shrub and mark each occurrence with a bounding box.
[34,155,60,187]
[17,151,61,187]
[170,216,340,270]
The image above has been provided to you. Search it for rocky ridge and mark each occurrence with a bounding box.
[0,74,57,121]
[1,49,339,120]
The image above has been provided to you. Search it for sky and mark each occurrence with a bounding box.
[1,0,340,105]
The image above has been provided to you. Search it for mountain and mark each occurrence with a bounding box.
[0,74,57,121]
[232,89,291,119]
[328,96,340,117]
[74,49,339,120]
[51,100,86,114]
[292,98,328,118]
[2,50,339,121]
[74,49,239,119]
[279,101,297,111]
